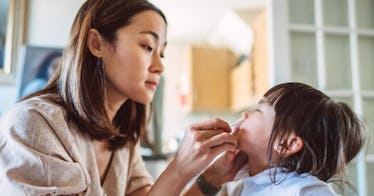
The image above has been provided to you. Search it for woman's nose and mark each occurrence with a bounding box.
[150,54,164,74]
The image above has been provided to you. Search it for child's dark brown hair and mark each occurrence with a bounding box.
[264,82,365,188]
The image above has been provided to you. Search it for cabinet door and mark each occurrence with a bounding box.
[230,10,269,111]
[230,60,253,111]
[190,47,235,112]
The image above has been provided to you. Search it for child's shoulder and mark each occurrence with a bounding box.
[236,169,339,195]
[283,172,339,195]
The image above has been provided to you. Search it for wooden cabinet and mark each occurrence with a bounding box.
[180,11,269,113]
[182,46,236,112]
[230,60,254,111]
[230,10,269,111]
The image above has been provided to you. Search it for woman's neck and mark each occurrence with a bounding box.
[104,95,127,122]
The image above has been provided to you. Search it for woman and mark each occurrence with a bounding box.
[0,0,241,195]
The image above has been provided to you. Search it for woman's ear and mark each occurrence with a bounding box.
[273,134,304,157]
[87,28,105,58]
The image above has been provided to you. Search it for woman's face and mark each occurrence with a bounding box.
[237,99,275,166]
[101,10,167,105]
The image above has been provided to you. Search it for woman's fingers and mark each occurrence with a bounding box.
[223,151,237,164]
[170,118,241,182]
[188,129,238,155]
[208,143,238,158]
[203,131,238,148]
[199,132,239,162]
[189,118,231,133]
[195,129,226,140]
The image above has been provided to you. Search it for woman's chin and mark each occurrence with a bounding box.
[132,96,153,105]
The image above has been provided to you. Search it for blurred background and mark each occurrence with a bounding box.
[0,0,373,195]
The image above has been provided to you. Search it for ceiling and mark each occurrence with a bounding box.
[150,0,268,43]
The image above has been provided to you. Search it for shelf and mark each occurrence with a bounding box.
[289,25,363,35]
[289,24,316,33]
[323,27,351,34]
[357,29,374,37]
[362,91,374,97]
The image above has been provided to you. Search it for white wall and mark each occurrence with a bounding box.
[0,0,84,114]
[0,85,18,114]
[26,0,84,47]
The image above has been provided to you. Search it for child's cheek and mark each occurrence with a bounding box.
[238,129,250,146]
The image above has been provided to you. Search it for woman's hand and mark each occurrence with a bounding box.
[169,118,239,183]
[202,151,247,188]
[202,122,247,186]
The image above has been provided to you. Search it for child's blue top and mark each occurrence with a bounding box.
[231,167,339,196]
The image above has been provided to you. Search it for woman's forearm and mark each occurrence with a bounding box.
[181,167,224,196]
[147,161,189,196]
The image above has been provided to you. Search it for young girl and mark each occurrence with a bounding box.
[226,82,366,195]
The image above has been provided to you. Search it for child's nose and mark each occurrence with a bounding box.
[241,110,250,119]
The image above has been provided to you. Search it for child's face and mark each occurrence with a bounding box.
[237,99,275,165]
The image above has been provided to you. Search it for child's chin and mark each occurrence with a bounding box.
[237,143,246,152]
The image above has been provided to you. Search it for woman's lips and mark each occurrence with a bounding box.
[145,81,158,90]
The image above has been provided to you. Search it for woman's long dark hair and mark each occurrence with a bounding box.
[22,0,167,150]
[264,82,365,190]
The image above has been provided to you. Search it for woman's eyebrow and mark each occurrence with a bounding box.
[258,99,265,105]
[140,30,159,40]
[140,30,167,46]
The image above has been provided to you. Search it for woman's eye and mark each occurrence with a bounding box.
[143,45,153,52]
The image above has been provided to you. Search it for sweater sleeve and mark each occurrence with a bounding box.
[0,102,87,195]
[125,142,154,194]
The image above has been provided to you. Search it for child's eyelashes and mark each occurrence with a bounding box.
[243,107,261,114]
